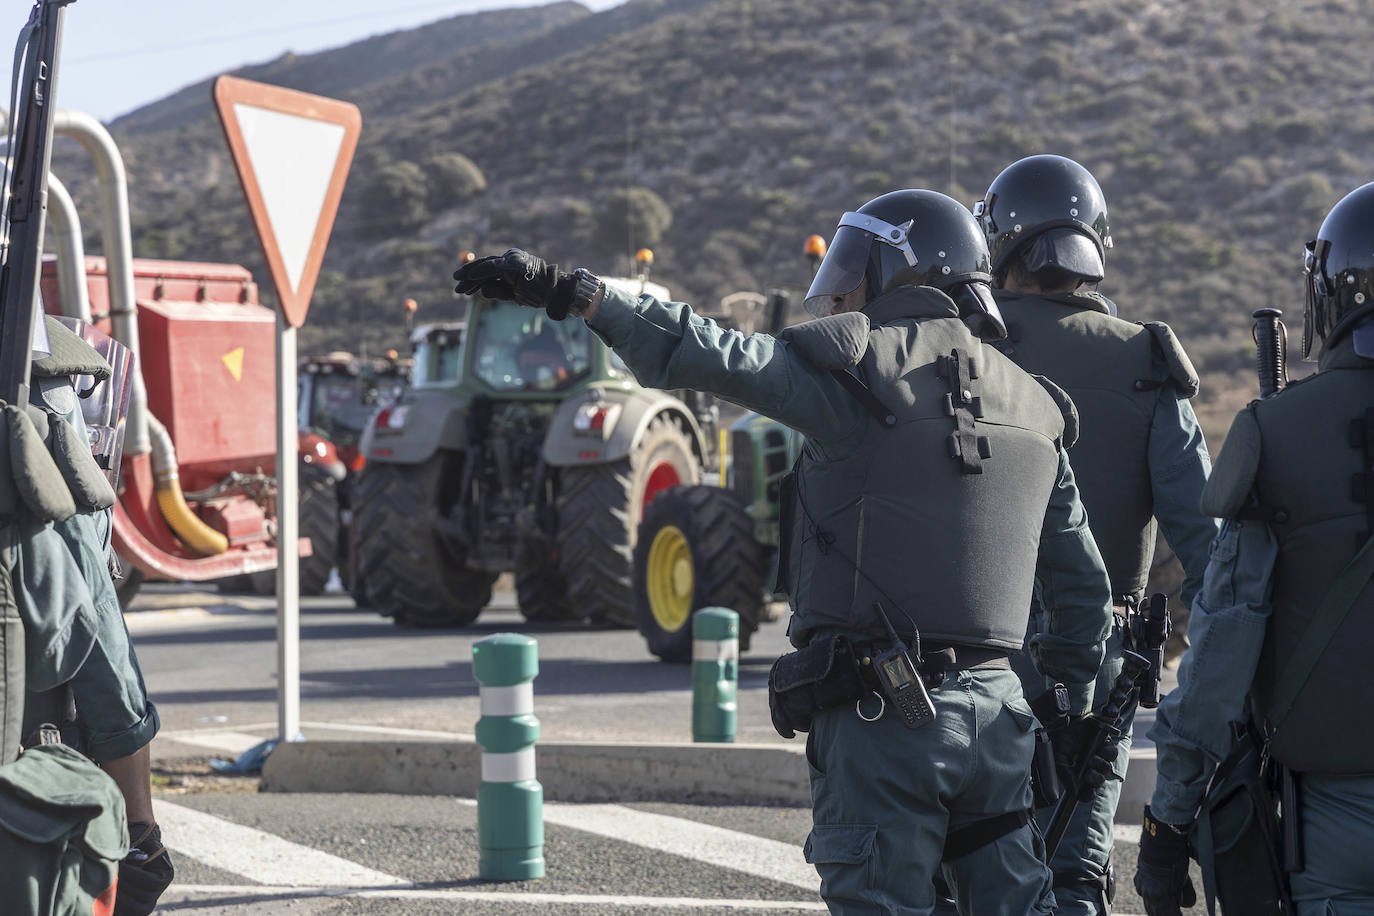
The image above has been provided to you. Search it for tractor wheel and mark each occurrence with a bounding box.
[353,453,496,627]
[557,413,698,626]
[515,560,572,622]
[250,462,340,597]
[115,566,144,610]
[633,485,767,662]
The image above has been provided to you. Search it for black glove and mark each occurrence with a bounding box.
[1135,806,1196,916]
[453,248,582,320]
[1048,713,1118,800]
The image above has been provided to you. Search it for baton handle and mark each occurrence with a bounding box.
[1042,650,1151,858]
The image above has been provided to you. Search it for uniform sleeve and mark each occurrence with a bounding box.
[1149,388,1221,612]
[586,285,866,452]
[1028,448,1115,714]
[1148,519,1276,824]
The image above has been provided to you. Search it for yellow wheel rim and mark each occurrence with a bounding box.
[647,525,694,632]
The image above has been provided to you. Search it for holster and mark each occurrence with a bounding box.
[767,636,866,739]
[1191,725,1288,916]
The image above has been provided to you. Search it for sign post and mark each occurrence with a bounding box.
[213,76,360,742]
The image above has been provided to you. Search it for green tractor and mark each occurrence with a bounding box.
[352,274,736,630]
[630,233,827,661]
[632,412,801,661]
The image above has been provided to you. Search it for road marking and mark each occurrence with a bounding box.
[160,731,268,754]
[459,800,819,892]
[125,605,273,631]
[158,720,477,756]
[167,885,827,909]
[153,800,408,887]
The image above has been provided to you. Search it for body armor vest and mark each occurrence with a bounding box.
[1246,340,1374,772]
[993,291,1159,604]
[782,287,1068,650]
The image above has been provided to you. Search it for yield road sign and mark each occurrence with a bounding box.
[212,76,360,328]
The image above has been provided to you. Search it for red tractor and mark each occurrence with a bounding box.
[286,352,409,597]
[40,256,342,605]
[36,112,354,605]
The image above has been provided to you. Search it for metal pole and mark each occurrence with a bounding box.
[276,312,300,741]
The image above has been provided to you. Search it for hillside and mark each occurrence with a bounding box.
[51,0,1372,438]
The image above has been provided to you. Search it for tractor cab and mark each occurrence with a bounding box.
[354,256,715,629]
[409,321,466,387]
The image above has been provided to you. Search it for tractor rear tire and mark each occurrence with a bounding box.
[250,462,340,597]
[633,485,767,662]
[557,413,698,626]
[353,453,496,627]
[515,561,572,622]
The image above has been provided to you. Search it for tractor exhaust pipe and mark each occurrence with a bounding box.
[51,109,149,457]
[44,174,93,323]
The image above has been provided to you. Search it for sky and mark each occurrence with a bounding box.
[30,0,622,123]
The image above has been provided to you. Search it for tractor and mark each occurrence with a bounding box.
[633,396,801,661]
[352,264,746,630]
[241,351,410,596]
[631,235,827,661]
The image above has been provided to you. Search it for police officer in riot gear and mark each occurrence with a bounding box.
[973,155,1219,914]
[1137,182,1374,915]
[457,188,1115,914]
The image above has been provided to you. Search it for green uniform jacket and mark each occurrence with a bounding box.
[1151,330,1374,817]
[588,284,1113,710]
[993,291,1218,609]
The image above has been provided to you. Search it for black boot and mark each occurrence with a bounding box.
[115,822,175,916]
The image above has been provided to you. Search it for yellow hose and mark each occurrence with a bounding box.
[154,470,228,555]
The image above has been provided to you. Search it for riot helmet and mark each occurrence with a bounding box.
[805,189,1003,337]
[975,155,1112,286]
[1302,181,1374,358]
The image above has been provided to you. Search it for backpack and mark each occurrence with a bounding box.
[0,742,127,915]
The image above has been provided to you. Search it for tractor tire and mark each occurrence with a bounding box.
[250,462,340,597]
[633,485,767,662]
[557,413,698,627]
[515,561,572,622]
[353,453,496,627]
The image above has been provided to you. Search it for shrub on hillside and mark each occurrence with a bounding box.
[360,161,430,234]
[425,152,487,208]
[597,186,673,253]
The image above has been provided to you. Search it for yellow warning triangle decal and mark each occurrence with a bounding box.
[222,347,245,381]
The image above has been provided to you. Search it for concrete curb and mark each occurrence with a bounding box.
[261,739,1157,821]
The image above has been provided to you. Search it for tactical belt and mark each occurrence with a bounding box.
[849,642,1011,690]
[768,637,1010,739]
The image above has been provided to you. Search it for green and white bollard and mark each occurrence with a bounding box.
[473,633,544,881]
[692,607,738,743]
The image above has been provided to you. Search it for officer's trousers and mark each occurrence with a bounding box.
[805,666,1054,915]
[1289,772,1374,915]
[1012,617,1131,915]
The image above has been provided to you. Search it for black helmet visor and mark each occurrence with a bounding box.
[804,211,917,317]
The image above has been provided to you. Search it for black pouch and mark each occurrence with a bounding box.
[1192,737,1287,916]
[767,636,865,739]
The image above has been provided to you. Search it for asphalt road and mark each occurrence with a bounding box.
[127,584,1192,914]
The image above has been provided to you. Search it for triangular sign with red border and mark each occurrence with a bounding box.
[213,76,361,327]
